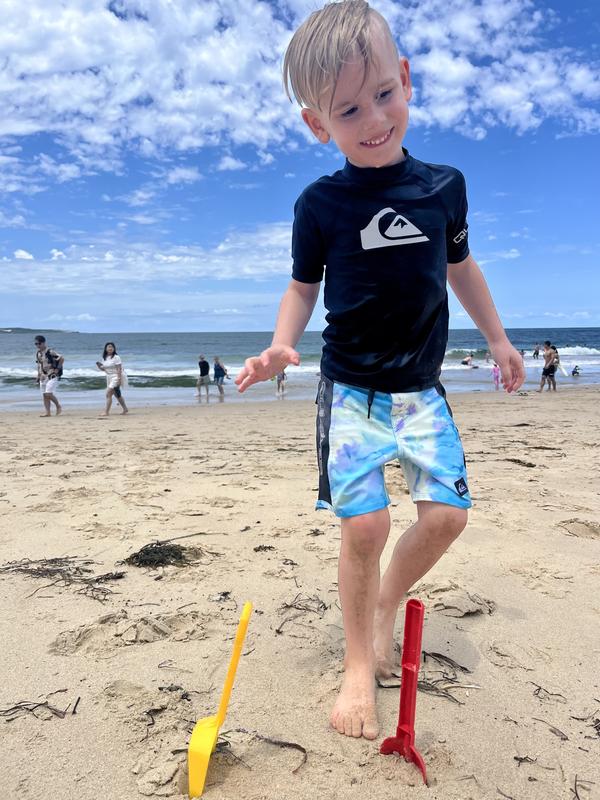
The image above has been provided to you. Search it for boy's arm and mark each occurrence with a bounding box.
[447,254,525,393]
[236,278,320,393]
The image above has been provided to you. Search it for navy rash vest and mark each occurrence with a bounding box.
[291,149,470,393]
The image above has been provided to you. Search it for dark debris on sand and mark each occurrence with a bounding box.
[0,556,125,602]
[123,533,220,569]
[125,542,189,568]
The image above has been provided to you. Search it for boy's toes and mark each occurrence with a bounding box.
[345,712,361,738]
[362,711,379,740]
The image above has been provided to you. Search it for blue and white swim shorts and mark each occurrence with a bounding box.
[315,377,471,518]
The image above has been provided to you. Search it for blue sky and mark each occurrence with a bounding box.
[1,0,599,332]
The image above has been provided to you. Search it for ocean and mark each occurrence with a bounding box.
[1,327,599,411]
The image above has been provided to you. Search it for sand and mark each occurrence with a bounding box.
[0,387,599,800]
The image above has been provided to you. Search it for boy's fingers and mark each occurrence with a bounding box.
[237,373,257,393]
[235,358,258,389]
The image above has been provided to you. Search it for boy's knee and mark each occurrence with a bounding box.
[422,504,468,541]
[341,509,390,558]
[448,507,468,537]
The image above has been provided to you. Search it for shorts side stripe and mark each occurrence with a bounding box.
[316,377,333,507]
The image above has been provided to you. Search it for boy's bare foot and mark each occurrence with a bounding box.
[56,406,62,415]
[373,606,399,678]
[40,413,51,417]
[330,665,378,739]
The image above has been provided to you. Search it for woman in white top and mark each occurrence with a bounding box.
[96,342,129,416]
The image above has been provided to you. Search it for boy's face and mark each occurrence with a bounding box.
[302,28,412,169]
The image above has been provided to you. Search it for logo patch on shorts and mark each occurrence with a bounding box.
[454,478,469,497]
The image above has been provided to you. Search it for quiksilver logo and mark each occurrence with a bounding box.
[360,207,429,250]
[454,478,469,497]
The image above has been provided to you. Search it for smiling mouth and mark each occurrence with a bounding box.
[360,128,394,147]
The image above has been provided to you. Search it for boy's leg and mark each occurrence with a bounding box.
[373,501,467,678]
[332,507,390,739]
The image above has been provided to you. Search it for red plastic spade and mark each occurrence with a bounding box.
[380,598,427,785]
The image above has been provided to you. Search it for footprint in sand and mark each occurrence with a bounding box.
[558,518,600,540]
[510,563,573,598]
[50,608,210,655]
[411,579,496,617]
[103,680,189,796]
[485,640,551,671]
[199,496,237,509]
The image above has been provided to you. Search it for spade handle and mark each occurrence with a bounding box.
[216,602,252,726]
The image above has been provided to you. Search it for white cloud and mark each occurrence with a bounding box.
[14,248,34,259]
[165,166,202,184]
[217,155,247,171]
[0,209,25,227]
[47,312,96,321]
[1,222,293,296]
[496,248,521,259]
[125,213,160,225]
[0,0,596,201]
[121,188,156,207]
[37,154,81,183]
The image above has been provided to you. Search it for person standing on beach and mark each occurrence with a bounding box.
[96,342,128,415]
[533,343,540,359]
[236,1,525,741]
[492,362,500,391]
[34,335,63,417]
[276,368,287,396]
[538,340,556,392]
[213,357,227,401]
[550,345,560,390]
[196,354,210,402]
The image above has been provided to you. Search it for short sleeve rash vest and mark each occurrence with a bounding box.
[292,149,470,392]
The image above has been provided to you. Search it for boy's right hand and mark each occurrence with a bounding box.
[235,345,300,393]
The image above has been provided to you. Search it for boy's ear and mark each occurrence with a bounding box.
[399,56,412,102]
[301,108,331,144]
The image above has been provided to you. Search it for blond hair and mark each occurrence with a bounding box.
[283,1,396,113]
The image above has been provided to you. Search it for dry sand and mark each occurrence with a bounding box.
[0,388,599,800]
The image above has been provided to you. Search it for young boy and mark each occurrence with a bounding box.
[236,0,524,741]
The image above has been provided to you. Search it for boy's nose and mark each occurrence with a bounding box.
[363,105,388,135]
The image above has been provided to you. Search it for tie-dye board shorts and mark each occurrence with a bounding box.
[315,377,471,518]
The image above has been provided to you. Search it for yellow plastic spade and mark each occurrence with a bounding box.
[188,601,252,798]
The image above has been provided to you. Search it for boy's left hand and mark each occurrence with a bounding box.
[490,342,525,393]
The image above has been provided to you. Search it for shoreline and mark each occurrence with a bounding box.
[1,374,596,413]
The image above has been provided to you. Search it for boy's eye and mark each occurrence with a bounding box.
[341,106,357,118]
[378,89,392,100]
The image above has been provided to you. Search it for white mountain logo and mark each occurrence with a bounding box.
[360,207,429,250]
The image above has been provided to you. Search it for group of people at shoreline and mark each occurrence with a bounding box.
[34,335,235,416]
[32,332,580,416]
[458,340,582,391]
[195,354,229,403]
[35,334,130,417]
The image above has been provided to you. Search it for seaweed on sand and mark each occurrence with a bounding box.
[0,556,125,602]
[125,542,188,568]
[123,533,220,569]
